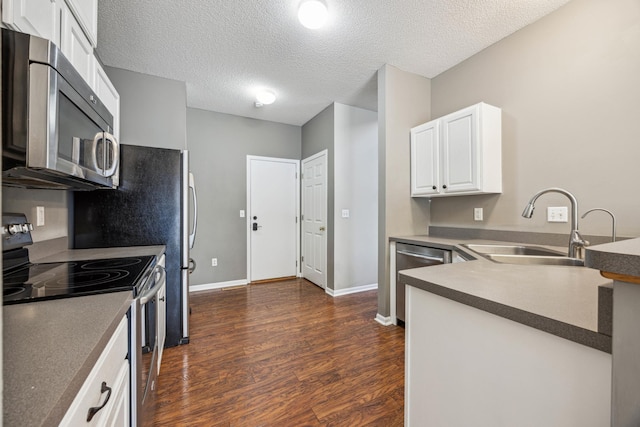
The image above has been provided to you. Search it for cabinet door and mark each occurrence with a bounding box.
[60,2,94,85]
[441,104,480,194]
[64,0,98,47]
[410,121,440,196]
[60,317,129,426]
[94,59,120,140]
[1,0,57,41]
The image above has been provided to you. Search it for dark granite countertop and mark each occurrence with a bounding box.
[393,235,613,353]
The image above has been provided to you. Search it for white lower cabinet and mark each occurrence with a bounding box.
[405,286,611,426]
[411,102,502,197]
[60,316,130,427]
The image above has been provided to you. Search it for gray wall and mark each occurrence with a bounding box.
[3,188,69,243]
[333,103,378,290]
[105,67,187,150]
[377,64,432,317]
[429,0,640,238]
[301,104,335,289]
[186,108,301,286]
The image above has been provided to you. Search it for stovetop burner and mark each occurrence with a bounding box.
[2,256,155,305]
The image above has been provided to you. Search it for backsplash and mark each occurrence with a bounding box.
[2,187,69,242]
[429,226,620,247]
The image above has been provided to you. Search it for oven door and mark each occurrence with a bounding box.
[137,265,165,426]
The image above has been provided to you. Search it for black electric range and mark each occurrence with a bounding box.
[3,255,155,305]
[2,213,155,305]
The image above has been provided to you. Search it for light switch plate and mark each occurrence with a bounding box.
[341,209,350,218]
[240,210,245,218]
[547,206,568,223]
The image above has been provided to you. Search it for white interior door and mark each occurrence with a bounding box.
[301,150,327,288]
[247,156,299,282]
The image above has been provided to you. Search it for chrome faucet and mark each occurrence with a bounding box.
[581,208,617,242]
[521,187,588,258]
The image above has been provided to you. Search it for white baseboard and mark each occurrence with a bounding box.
[326,283,378,297]
[375,313,393,326]
[190,279,248,292]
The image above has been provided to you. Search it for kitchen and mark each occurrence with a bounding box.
[2,0,640,425]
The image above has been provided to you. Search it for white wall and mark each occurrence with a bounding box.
[333,103,378,291]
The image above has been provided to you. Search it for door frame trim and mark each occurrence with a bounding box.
[301,149,328,289]
[246,155,301,283]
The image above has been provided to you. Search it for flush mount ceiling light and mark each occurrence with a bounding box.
[298,0,328,30]
[254,89,276,107]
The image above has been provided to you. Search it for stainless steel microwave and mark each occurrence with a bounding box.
[1,28,119,190]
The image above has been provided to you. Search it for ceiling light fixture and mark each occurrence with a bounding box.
[298,0,328,30]
[255,89,277,108]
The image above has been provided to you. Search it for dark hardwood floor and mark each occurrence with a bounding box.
[150,278,405,426]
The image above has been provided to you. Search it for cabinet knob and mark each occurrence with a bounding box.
[432,186,437,190]
[442,185,447,189]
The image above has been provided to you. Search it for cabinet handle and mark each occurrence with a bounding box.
[86,381,112,422]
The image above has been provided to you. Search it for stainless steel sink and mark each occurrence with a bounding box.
[462,244,565,257]
[483,254,584,266]
[461,244,584,266]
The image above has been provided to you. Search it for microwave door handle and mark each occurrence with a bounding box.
[188,172,198,249]
[102,132,119,177]
[71,137,81,163]
[90,133,101,173]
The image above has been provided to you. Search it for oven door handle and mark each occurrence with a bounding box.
[140,266,165,305]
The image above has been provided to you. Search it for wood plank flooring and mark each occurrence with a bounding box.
[150,278,405,426]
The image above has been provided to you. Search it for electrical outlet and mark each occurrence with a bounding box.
[240,210,245,218]
[36,206,45,226]
[341,209,350,218]
[474,207,483,221]
[547,206,568,223]
[211,258,218,267]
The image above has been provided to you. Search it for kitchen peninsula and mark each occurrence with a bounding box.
[396,235,613,426]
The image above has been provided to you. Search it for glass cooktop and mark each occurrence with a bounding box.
[2,255,155,305]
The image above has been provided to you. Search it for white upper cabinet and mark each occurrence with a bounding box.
[410,120,440,196]
[59,1,94,85]
[1,0,120,132]
[411,102,502,197]
[1,0,58,43]
[64,0,97,47]
[93,59,120,140]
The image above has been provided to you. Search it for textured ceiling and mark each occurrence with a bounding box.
[97,0,571,126]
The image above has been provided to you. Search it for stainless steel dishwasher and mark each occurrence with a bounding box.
[396,243,451,324]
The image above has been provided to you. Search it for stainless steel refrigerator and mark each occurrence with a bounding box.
[73,144,197,347]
